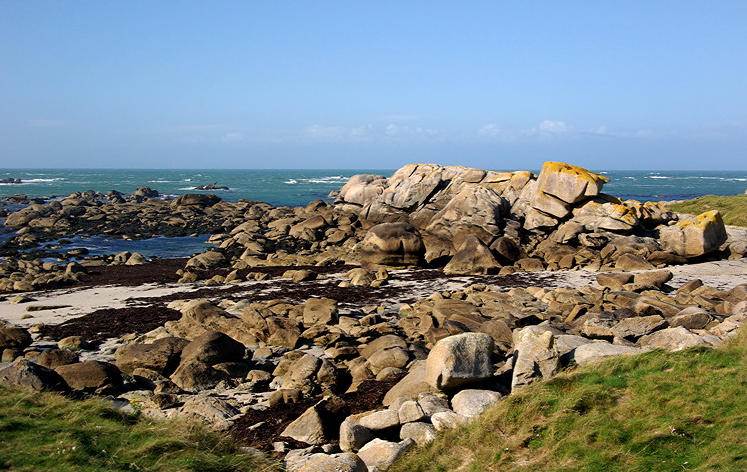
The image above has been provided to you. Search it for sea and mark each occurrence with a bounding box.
[1,168,746,260]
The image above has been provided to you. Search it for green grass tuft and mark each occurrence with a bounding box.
[667,194,747,226]
[0,387,280,472]
[391,331,747,472]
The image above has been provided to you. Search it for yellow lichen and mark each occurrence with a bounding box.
[541,161,611,184]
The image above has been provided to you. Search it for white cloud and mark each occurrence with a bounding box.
[478,123,503,136]
[304,124,348,141]
[538,120,572,133]
[302,123,441,143]
[220,132,245,142]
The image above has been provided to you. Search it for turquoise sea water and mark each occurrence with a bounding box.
[1,169,746,205]
[1,168,746,259]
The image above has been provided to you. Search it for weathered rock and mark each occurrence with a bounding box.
[615,254,655,271]
[359,222,424,266]
[638,327,710,351]
[596,272,634,290]
[357,438,413,471]
[281,397,348,445]
[382,362,434,406]
[358,409,400,431]
[430,411,469,431]
[0,359,69,392]
[58,336,87,351]
[425,186,507,242]
[180,331,245,366]
[303,298,339,326]
[530,162,609,215]
[610,315,668,341]
[450,389,503,418]
[570,196,638,232]
[634,270,673,289]
[54,361,123,392]
[339,420,375,452]
[185,250,227,270]
[36,349,79,369]
[511,326,560,390]
[0,326,32,351]
[170,360,228,391]
[178,395,240,424]
[425,333,495,390]
[400,422,437,445]
[295,453,367,472]
[444,236,501,275]
[172,193,221,207]
[573,342,643,365]
[397,400,426,424]
[659,211,728,258]
[669,307,712,330]
[115,337,189,375]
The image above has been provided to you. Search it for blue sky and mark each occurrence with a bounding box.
[1,1,746,170]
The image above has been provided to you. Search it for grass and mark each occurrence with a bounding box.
[0,388,280,472]
[390,329,747,472]
[667,194,747,226]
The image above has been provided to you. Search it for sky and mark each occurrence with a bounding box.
[1,1,746,170]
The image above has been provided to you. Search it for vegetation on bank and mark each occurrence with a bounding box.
[0,388,279,472]
[667,194,747,226]
[391,330,747,472]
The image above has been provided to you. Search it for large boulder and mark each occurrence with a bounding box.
[443,236,501,275]
[528,162,609,219]
[54,361,123,392]
[115,337,189,375]
[172,193,221,207]
[185,251,227,270]
[425,333,495,390]
[303,298,339,326]
[511,326,560,390]
[179,331,245,366]
[450,389,503,418]
[569,196,639,232]
[357,438,413,471]
[359,222,424,266]
[425,186,508,242]
[0,359,69,392]
[0,325,32,351]
[659,211,728,258]
[280,397,348,445]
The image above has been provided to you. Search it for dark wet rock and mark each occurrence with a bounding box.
[54,360,123,392]
[0,359,69,392]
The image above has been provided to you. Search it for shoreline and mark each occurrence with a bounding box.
[3,257,746,330]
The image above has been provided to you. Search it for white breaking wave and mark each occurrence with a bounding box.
[646,175,672,179]
[21,178,66,182]
[285,179,299,184]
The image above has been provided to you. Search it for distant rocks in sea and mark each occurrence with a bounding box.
[194,183,229,191]
[0,178,22,184]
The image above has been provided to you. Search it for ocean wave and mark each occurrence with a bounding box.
[646,176,672,179]
[283,176,349,185]
[148,180,176,183]
[22,178,66,183]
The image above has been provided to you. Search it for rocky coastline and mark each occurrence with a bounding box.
[1,161,746,471]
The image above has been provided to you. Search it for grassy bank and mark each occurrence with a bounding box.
[667,194,747,226]
[0,388,279,472]
[391,331,747,472]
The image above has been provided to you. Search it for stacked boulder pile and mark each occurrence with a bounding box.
[180,161,742,283]
[334,162,742,273]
